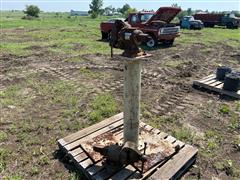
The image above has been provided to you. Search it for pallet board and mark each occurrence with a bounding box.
[193,74,240,99]
[58,113,198,180]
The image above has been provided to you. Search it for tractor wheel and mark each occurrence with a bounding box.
[223,73,240,92]
[216,66,232,81]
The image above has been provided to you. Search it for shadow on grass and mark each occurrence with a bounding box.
[53,149,87,180]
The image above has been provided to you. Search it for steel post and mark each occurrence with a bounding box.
[123,58,141,148]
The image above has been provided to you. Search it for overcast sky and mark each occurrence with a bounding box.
[1,0,240,12]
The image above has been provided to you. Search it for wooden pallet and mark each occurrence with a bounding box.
[193,74,240,99]
[58,113,198,180]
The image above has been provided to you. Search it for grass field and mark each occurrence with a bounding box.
[1,11,239,56]
[0,11,240,179]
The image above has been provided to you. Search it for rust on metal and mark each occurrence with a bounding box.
[80,125,176,173]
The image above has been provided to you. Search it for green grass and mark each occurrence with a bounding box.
[177,28,240,47]
[0,11,116,56]
[213,160,240,177]
[0,43,32,56]
[27,79,78,105]
[0,148,10,173]
[4,175,23,180]
[219,104,230,114]
[1,11,239,57]
[236,101,240,112]
[30,166,40,176]
[229,113,240,130]
[164,60,184,68]
[204,130,222,150]
[79,67,102,78]
[0,131,8,142]
[172,127,195,143]
[0,85,22,106]
[89,93,118,122]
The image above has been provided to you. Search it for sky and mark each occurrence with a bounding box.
[1,0,240,12]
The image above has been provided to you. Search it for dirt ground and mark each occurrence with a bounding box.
[0,29,240,179]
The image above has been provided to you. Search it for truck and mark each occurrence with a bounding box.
[180,16,204,30]
[100,7,181,47]
[193,13,240,29]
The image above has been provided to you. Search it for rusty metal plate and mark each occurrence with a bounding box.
[81,126,123,162]
[80,125,175,172]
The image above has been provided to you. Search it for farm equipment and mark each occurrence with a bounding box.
[100,7,181,47]
[180,16,204,30]
[194,13,240,29]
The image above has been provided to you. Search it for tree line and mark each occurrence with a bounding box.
[21,1,240,19]
[89,1,137,18]
[89,0,240,19]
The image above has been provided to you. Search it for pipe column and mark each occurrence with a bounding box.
[123,58,141,148]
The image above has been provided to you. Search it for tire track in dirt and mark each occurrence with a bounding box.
[142,48,225,117]
[148,85,192,116]
[0,70,34,91]
[0,62,193,119]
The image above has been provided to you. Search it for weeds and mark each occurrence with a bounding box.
[0,131,8,142]
[236,101,240,112]
[4,175,23,180]
[79,67,102,79]
[69,172,82,180]
[0,148,10,173]
[147,113,183,134]
[38,155,50,166]
[164,60,183,68]
[213,160,240,177]
[172,127,195,143]
[89,94,117,122]
[219,104,230,114]
[0,85,21,106]
[232,136,240,151]
[229,113,240,130]
[204,130,222,151]
[30,166,40,176]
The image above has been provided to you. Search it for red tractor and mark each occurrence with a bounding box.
[100,7,181,47]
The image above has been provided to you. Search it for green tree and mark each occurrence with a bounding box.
[187,8,192,15]
[124,8,137,17]
[23,5,40,17]
[104,5,115,16]
[171,3,180,8]
[177,11,188,20]
[120,4,130,15]
[89,0,103,18]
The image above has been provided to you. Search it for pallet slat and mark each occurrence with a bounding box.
[149,145,198,180]
[58,114,197,180]
[64,120,123,151]
[193,74,240,99]
[79,158,94,169]
[204,79,218,85]
[109,165,137,180]
[198,74,215,83]
[58,112,123,147]
[69,147,83,157]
